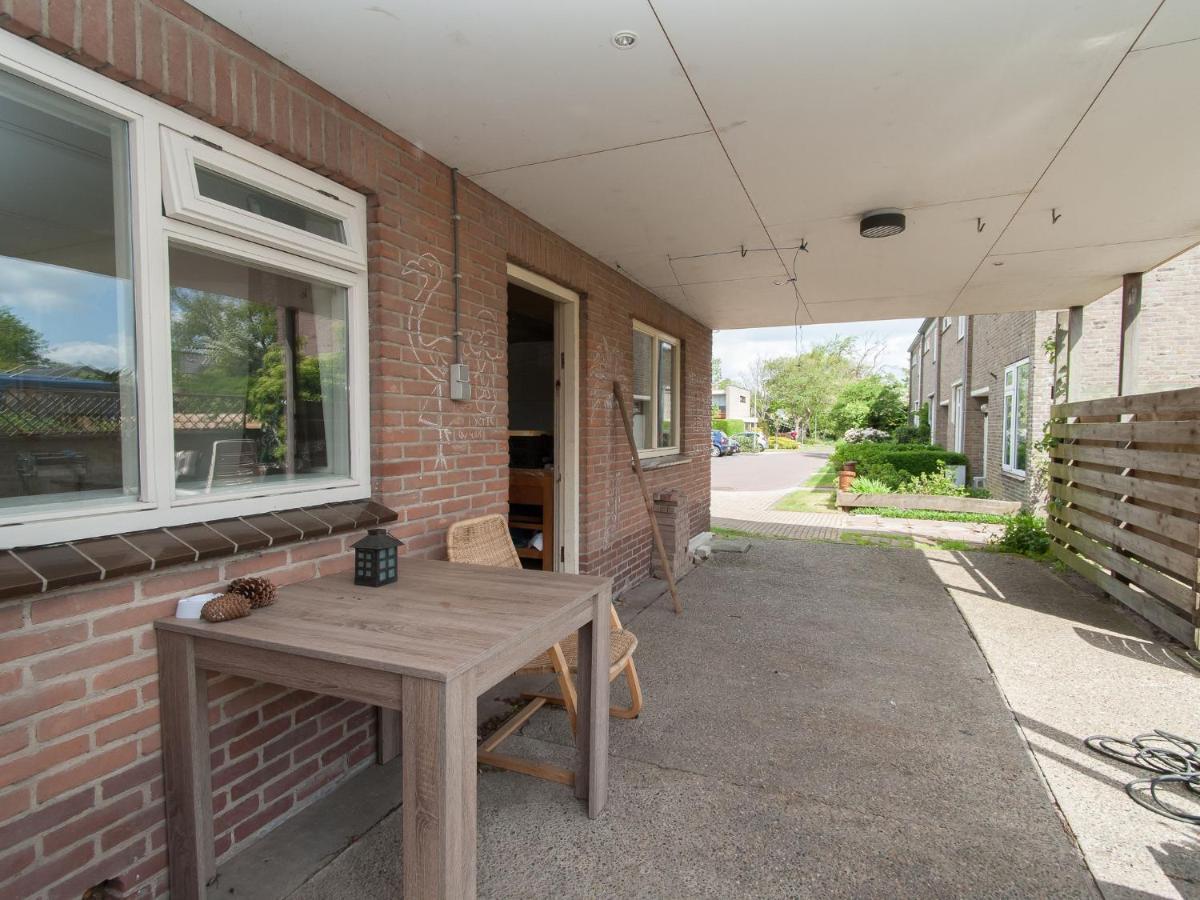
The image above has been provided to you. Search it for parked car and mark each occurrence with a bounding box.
[711,430,731,457]
[737,430,768,451]
[726,436,741,454]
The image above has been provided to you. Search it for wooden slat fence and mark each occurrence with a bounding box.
[1047,387,1200,648]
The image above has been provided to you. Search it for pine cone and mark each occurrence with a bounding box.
[201,593,251,623]
[227,575,277,609]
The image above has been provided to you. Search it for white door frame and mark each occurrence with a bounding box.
[506,263,580,574]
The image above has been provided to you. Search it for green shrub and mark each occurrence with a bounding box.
[992,513,1051,557]
[898,464,966,496]
[832,442,967,489]
[891,423,927,444]
[770,435,799,450]
[711,418,746,436]
[733,434,761,453]
[847,477,893,494]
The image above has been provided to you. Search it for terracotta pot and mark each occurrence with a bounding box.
[838,463,857,492]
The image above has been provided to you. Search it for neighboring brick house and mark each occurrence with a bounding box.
[907,244,1200,507]
[0,8,713,899]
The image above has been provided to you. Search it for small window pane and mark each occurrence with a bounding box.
[169,246,350,496]
[631,330,653,450]
[0,70,137,512]
[656,340,675,448]
[196,166,346,244]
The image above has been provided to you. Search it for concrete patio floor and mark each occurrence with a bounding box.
[212,539,1199,899]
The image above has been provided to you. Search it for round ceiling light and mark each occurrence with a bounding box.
[860,209,906,239]
[612,30,638,49]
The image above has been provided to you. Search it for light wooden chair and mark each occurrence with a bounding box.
[447,514,643,785]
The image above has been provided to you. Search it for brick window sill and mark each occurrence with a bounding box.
[0,500,398,601]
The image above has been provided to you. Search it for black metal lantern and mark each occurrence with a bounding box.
[352,529,403,587]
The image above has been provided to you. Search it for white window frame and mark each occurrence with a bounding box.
[932,332,938,364]
[1002,358,1030,478]
[957,316,967,340]
[632,320,681,459]
[927,393,936,437]
[951,381,965,452]
[160,128,366,272]
[0,36,371,548]
[942,316,952,332]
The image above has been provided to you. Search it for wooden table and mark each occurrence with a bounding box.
[154,558,612,899]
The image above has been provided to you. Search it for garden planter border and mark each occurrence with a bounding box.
[836,491,1021,515]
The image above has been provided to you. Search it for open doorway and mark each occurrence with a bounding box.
[505,264,580,572]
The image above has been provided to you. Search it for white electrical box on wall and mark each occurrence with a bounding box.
[450,363,471,401]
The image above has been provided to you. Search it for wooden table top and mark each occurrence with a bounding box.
[155,558,610,682]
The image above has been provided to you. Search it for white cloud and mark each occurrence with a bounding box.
[713,318,923,384]
[46,341,121,372]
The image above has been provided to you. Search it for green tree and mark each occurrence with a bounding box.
[828,374,907,435]
[0,306,46,368]
[762,337,859,439]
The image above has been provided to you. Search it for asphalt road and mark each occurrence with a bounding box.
[710,448,831,492]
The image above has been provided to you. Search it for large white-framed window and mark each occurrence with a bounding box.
[631,320,681,458]
[0,37,370,548]
[1002,358,1030,477]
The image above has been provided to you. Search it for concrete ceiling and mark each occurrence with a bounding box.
[191,0,1200,329]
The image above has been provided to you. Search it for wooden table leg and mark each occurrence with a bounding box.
[402,674,476,899]
[156,630,214,900]
[574,588,611,817]
[377,707,402,764]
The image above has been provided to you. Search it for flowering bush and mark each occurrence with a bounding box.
[842,427,890,444]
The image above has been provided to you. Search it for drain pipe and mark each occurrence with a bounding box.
[449,168,470,400]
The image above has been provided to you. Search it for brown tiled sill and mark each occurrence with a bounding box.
[0,500,398,602]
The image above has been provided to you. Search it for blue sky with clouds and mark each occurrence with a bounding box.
[713,318,923,384]
[0,257,131,372]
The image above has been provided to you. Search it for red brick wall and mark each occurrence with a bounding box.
[0,2,711,897]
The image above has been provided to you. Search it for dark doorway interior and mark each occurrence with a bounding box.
[506,283,556,570]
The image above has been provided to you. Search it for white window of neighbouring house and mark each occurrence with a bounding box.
[0,45,369,547]
[631,321,680,457]
[1002,359,1030,476]
[957,316,967,340]
[942,316,951,331]
[952,382,965,452]
[932,332,938,364]
[927,393,936,437]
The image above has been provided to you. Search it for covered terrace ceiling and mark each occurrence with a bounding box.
[192,1,1200,329]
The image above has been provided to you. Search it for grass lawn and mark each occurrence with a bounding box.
[852,506,1010,524]
[804,458,839,489]
[773,486,838,513]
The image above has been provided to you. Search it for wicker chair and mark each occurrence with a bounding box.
[447,514,643,785]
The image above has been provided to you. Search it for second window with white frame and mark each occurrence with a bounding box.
[1002,359,1030,476]
[631,321,680,457]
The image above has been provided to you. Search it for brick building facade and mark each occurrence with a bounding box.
[0,5,711,898]
[908,244,1200,507]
